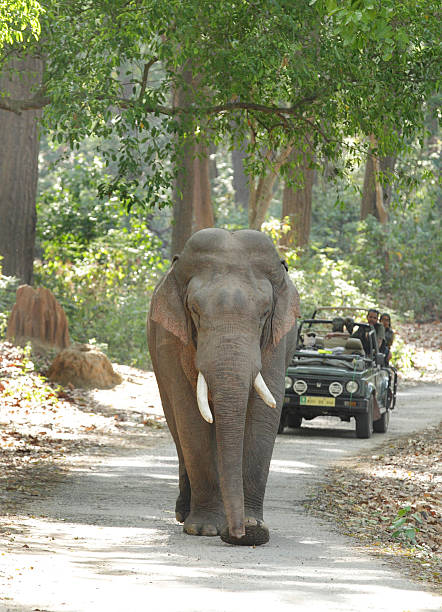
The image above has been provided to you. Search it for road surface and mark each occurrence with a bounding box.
[0,384,441,612]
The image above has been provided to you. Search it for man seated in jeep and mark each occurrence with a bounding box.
[352,308,385,355]
[323,316,350,349]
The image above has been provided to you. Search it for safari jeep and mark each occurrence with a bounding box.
[280,308,397,438]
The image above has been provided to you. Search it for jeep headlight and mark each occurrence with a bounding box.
[329,381,343,397]
[346,380,359,394]
[285,376,293,389]
[293,379,308,395]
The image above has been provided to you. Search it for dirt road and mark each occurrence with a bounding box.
[0,384,441,612]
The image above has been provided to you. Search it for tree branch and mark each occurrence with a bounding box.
[0,89,50,114]
[0,87,316,129]
[203,98,317,116]
[116,96,318,118]
[139,57,158,100]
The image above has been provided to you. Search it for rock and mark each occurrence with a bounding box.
[47,343,122,389]
[6,285,70,351]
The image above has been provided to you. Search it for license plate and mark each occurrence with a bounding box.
[300,396,335,407]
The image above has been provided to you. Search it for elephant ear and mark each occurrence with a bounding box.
[272,268,300,346]
[149,264,189,345]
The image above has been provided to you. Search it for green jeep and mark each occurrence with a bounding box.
[280,307,397,438]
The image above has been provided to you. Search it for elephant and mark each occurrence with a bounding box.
[147,228,300,546]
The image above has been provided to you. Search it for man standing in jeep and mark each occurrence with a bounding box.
[352,308,385,354]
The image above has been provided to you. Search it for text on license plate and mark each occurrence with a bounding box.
[300,396,335,406]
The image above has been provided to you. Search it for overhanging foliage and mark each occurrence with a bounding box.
[0,0,439,208]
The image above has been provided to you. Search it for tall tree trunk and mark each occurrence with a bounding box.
[280,141,315,249]
[248,145,292,230]
[171,137,194,257]
[232,145,249,210]
[361,135,394,224]
[171,65,213,256]
[192,141,214,230]
[0,56,43,283]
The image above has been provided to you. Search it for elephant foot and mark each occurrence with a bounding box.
[220,518,269,546]
[183,512,223,537]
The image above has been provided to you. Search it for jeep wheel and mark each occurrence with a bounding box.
[288,415,302,428]
[355,396,374,439]
[373,409,390,433]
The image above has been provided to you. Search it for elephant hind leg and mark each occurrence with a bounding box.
[175,462,191,523]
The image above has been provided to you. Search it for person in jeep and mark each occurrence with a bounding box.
[380,312,394,364]
[352,308,385,354]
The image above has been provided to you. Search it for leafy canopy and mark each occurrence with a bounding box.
[1,0,439,208]
[0,0,43,47]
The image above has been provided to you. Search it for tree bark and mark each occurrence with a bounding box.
[0,55,43,283]
[248,145,292,230]
[232,145,249,210]
[280,142,315,249]
[361,135,394,224]
[170,65,214,256]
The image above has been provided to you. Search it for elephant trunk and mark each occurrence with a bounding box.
[210,366,251,539]
[196,328,265,539]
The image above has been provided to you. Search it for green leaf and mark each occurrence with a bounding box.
[397,506,411,517]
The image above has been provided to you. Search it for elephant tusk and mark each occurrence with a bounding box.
[254,373,277,408]
[197,372,213,423]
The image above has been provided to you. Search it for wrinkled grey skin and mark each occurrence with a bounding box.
[147,229,299,546]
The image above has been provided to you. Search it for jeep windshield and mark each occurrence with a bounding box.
[294,318,377,366]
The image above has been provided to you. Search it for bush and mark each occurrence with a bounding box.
[34,223,168,369]
[346,212,441,319]
[262,217,376,317]
[0,266,20,338]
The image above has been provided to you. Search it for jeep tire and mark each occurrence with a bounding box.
[288,415,302,428]
[373,409,390,433]
[355,395,374,439]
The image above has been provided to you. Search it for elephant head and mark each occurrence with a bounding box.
[150,228,299,541]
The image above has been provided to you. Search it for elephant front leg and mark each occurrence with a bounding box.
[180,422,225,537]
[175,439,225,537]
[171,392,225,536]
[183,481,225,537]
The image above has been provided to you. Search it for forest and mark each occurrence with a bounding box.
[0,0,440,369]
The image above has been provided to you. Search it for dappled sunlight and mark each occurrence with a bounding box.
[2,514,440,612]
[154,455,179,462]
[277,435,355,453]
[363,465,439,484]
[144,472,178,481]
[270,459,315,475]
